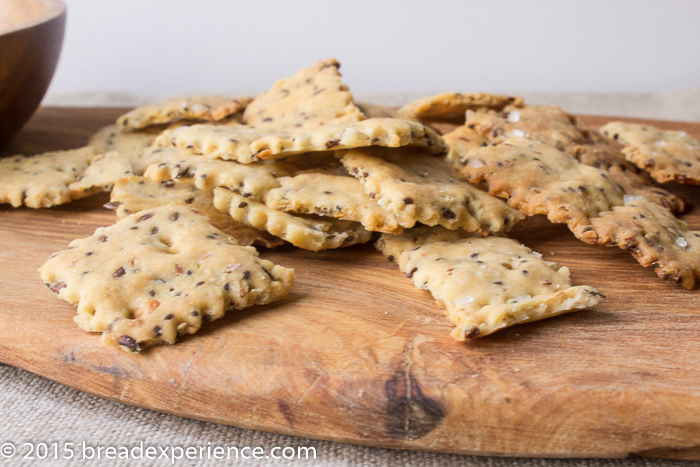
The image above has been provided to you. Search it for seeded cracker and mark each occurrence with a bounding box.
[156,118,447,163]
[443,124,490,165]
[39,205,294,352]
[69,151,133,198]
[0,147,95,208]
[88,124,163,174]
[117,95,252,130]
[400,93,524,121]
[590,198,700,289]
[600,122,700,185]
[459,137,626,241]
[142,147,290,200]
[243,58,365,129]
[264,173,402,233]
[338,147,524,233]
[108,176,283,248]
[213,187,372,251]
[356,102,416,121]
[463,105,684,212]
[376,227,603,340]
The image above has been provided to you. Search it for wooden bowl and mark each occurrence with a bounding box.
[0,0,66,147]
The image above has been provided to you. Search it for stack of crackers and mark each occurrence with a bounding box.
[2,58,699,352]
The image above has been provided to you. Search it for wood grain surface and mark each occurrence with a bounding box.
[2,108,700,460]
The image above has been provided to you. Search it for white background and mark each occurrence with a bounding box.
[47,0,700,100]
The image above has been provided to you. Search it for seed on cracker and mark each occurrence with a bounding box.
[0,147,95,208]
[155,118,447,163]
[143,147,289,200]
[117,95,253,130]
[600,121,700,185]
[39,204,294,352]
[69,151,133,198]
[264,173,402,233]
[338,146,524,233]
[108,176,283,248]
[400,93,524,121]
[213,187,372,251]
[243,58,365,129]
[463,105,685,212]
[590,198,700,289]
[458,137,626,241]
[376,226,603,340]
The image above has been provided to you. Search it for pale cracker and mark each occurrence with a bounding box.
[0,147,95,208]
[68,151,133,198]
[117,95,252,130]
[108,176,283,248]
[243,58,365,129]
[376,227,603,340]
[356,102,416,121]
[601,121,700,185]
[155,118,447,163]
[264,173,402,233]
[458,137,626,241]
[88,124,162,174]
[464,105,685,212]
[590,198,700,289]
[39,204,294,352]
[213,187,372,251]
[400,93,524,120]
[142,147,289,201]
[338,147,524,233]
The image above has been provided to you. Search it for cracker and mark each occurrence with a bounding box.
[0,147,95,208]
[590,198,700,289]
[464,105,685,212]
[356,102,414,121]
[88,124,162,174]
[400,93,524,120]
[117,95,252,130]
[142,147,289,201]
[264,173,402,233]
[39,205,294,352]
[600,122,700,185]
[458,137,626,241]
[338,147,524,233]
[443,124,490,165]
[376,227,603,340]
[69,151,133,198]
[155,118,447,163]
[213,187,372,251]
[108,176,283,248]
[243,58,365,129]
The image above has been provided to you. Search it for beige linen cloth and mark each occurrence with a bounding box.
[2,90,698,467]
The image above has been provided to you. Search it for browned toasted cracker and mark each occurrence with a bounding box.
[601,121,700,185]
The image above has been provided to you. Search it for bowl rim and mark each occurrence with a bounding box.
[0,0,66,38]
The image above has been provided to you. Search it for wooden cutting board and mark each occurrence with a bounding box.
[2,108,700,460]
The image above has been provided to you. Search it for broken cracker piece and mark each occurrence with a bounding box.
[143,147,289,201]
[117,95,252,130]
[377,226,603,340]
[264,173,402,233]
[108,176,283,248]
[213,187,372,251]
[400,92,524,120]
[590,198,700,289]
[243,58,365,129]
[69,151,133,199]
[601,121,700,185]
[0,147,95,208]
[339,146,524,233]
[39,204,294,352]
